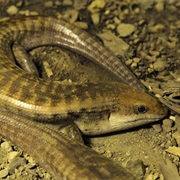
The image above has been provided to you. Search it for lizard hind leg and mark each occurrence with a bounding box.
[59,124,84,144]
[12,43,39,76]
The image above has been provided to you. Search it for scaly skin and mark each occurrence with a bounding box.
[0,16,168,179]
[0,110,136,180]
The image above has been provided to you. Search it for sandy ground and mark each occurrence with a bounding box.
[0,0,179,179]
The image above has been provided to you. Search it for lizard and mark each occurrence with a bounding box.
[0,16,168,179]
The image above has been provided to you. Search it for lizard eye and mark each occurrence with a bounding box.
[137,105,147,113]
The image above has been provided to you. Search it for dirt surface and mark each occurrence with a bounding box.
[0,0,179,179]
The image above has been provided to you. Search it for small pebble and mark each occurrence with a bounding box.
[162,119,173,133]
[131,62,138,68]
[29,11,39,16]
[149,50,160,57]
[165,140,173,148]
[19,10,30,16]
[144,173,154,180]
[172,131,180,146]
[62,0,72,6]
[1,141,13,152]
[140,51,156,62]
[44,172,52,179]
[91,13,100,25]
[25,155,36,165]
[7,151,20,162]
[16,1,23,7]
[126,59,133,66]
[133,38,140,44]
[117,23,136,37]
[105,150,113,158]
[168,4,177,12]
[106,24,116,30]
[62,9,78,23]
[153,59,166,72]
[6,5,18,15]
[44,1,53,7]
[55,1,61,6]
[155,1,165,12]
[88,0,106,13]
[148,23,165,33]
[0,169,8,178]
[140,0,154,10]
[166,41,176,49]
[97,31,129,55]
[166,146,180,157]
[73,0,88,10]
[114,17,121,24]
[43,61,53,78]
[153,172,160,179]
[132,4,140,14]
[133,58,141,63]
[152,124,162,133]
[74,22,88,29]
[26,162,37,169]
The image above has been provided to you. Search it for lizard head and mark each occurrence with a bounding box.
[107,85,168,132]
[76,82,168,135]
